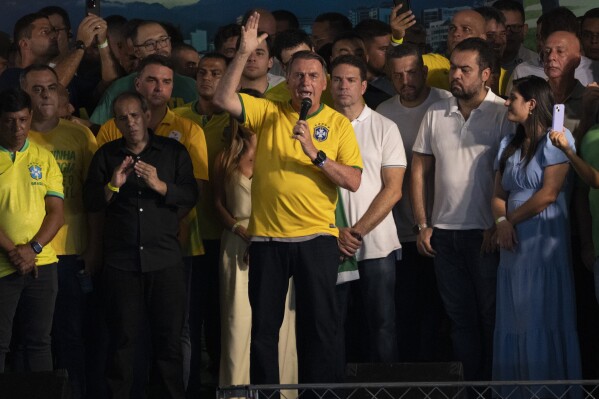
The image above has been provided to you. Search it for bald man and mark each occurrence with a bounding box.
[543,31,585,133]
[391,8,487,90]
[447,10,487,53]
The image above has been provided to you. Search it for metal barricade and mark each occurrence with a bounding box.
[218,380,599,399]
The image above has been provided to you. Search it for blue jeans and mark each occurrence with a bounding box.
[52,256,87,399]
[0,264,58,372]
[356,253,398,362]
[431,229,498,381]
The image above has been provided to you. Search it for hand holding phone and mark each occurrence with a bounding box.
[393,0,411,11]
[552,104,565,132]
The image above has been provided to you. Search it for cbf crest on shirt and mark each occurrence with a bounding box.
[313,124,330,142]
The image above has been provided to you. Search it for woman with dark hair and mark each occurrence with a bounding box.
[491,76,582,383]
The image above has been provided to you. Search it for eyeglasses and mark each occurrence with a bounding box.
[134,36,171,51]
[582,30,599,41]
[505,24,524,34]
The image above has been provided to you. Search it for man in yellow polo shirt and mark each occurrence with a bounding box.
[213,13,362,385]
[0,88,64,372]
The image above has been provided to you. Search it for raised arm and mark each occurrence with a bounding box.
[53,15,108,87]
[550,129,599,188]
[212,12,268,119]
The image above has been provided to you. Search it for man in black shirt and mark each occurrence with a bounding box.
[83,91,197,399]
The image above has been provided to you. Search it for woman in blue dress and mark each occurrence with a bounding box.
[491,76,582,387]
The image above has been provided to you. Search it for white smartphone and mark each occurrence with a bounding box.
[552,104,565,132]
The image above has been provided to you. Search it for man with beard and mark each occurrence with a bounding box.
[581,9,599,62]
[376,43,452,362]
[354,19,395,103]
[410,38,513,381]
[491,0,537,76]
[475,7,508,95]
[0,13,60,90]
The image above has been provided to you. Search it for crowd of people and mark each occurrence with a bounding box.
[1,1,599,399]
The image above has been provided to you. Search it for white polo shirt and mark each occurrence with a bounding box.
[339,106,406,261]
[412,89,514,230]
[506,55,599,94]
[377,87,452,242]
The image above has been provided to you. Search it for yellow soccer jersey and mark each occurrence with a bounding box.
[239,93,363,238]
[423,53,450,90]
[173,102,230,241]
[29,119,97,255]
[0,140,64,277]
[97,108,209,256]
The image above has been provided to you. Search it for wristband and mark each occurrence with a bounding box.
[391,36,404,45]
[231,221,242,232]
[106,182,120,193]
[495,216,507,225]
[97,39,109,49]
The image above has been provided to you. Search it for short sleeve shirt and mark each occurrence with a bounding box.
[239,93,363,238]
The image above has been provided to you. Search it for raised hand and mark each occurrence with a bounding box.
[77,14,108,48]
[238,12,269,57]
[390,3,416,41]
[110,156,135,189]
[134,160,167,195]
[549,129,572,154]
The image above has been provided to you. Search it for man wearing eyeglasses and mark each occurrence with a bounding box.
[89,20,197,126]
[581,8,599,62]
[491,0,537,76]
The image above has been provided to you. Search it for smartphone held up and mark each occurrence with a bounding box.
[86,0,100,16]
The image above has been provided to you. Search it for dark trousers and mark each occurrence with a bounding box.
[395,241,451,362]
[431,229,498,381]
[187,239,221,397]
[103,265,186,399]
[52,255,87,399]
[0,264,57,372]
[249,236,339,384]
[356,253,398,362]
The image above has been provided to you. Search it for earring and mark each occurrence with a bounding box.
[529,109,533,115]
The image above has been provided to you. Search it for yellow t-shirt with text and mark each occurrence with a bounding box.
[29,119,97,255]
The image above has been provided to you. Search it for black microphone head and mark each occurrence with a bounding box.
[299,97,312,120]
[301,97,312,108]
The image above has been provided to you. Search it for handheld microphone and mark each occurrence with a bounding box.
[299,98,312,121]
